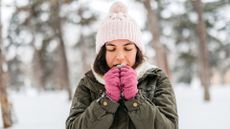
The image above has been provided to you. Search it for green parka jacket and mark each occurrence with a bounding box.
[66,62,178,129]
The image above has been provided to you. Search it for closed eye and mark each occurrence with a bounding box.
[124,48,133,51]
[106,48,115,52]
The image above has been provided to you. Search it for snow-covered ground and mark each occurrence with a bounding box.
[0,90,70,129]
[1,85,230,129]
[175,86,230,129]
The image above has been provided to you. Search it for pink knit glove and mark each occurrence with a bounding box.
[120,66,138,100]
[104,67,121,102]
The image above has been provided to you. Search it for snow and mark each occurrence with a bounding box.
[0,90,71,129]
[1,85,230,129]
[175,86,230,129]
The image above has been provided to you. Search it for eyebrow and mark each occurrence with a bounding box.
[124,43,134,46]
[106,42,134,46]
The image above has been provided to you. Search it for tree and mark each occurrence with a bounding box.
[0,0,13,127]
[164,0,229,85]
[142,0,172,79]
[0,51,12,128]
[43,0,73,100]
[192,0,210,101]
[7,0,73,99]
[75,5,97,74]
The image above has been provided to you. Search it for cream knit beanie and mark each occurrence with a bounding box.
[95,2,144,54]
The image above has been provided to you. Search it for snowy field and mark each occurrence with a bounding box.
[175,85,230,129]
[1,85,230,129]
[0,90,70,129]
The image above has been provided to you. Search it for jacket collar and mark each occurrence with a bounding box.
[91,60,157,85]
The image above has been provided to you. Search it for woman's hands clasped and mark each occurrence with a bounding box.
[104,65,138,102]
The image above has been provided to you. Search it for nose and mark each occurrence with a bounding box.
[115,52,125,60]
[113,52,126,66]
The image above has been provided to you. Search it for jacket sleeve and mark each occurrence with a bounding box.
[66,78,119,129]
[124,70,178,129]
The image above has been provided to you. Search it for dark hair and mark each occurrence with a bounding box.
[93,44,144,75]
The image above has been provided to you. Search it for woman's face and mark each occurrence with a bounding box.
[105,39,137,68]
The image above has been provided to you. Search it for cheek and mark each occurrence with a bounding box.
[124,50,137,67]
[128,53,137,66]
[105,53,113,68]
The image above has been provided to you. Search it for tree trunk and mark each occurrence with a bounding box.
[220,67,228,85]
[0,70,12,128]
[79,35,90,74]
[31,34,46,91]
[32,47,46,90]
[0,1,13,126]
[163,48,172,79]
[192,0,211,101]
[143,0,172,79]
[53,0,72,100]
[56,35,72,100]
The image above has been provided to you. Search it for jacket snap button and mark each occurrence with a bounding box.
[133,102,138,107]
[103,101,108,106]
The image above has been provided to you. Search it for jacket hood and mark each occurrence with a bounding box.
[91,60,158,85]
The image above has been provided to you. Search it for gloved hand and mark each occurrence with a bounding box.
[104,67,121,102]
[120,65,138,100]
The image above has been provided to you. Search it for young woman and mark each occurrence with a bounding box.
[66,2,178,129]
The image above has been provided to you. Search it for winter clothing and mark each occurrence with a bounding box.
[120,65,138,100]
[104,67,122,102]
[66,1,178,129]
[66,61,178,129]
[95,2,144,54]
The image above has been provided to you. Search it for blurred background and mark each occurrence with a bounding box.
[0,0,229,129]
